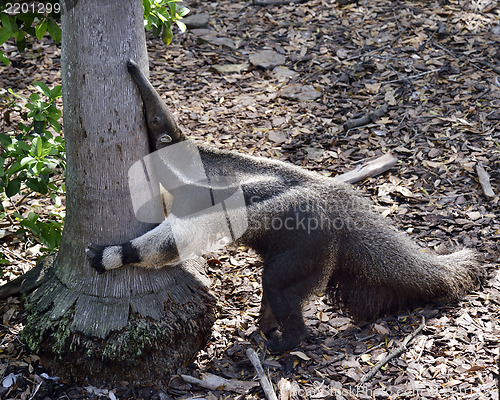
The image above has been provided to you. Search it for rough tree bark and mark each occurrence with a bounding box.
[20,0,215,383]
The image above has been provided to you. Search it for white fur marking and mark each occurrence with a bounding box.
[102,246,123,270]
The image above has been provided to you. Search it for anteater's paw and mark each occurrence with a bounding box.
[265,332,301,354]
[86,243,107,274]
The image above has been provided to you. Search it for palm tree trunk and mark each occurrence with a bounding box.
[20,0,215,383]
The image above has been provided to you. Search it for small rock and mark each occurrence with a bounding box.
[211,63,250,74]
[281,84,321,101]
[272,66,299,81]
[466,211,482,221]
[249,50,286,69]
[199,35,236,50]
[304,146,324,160]
[190,28,213,37]
[271,116,287,127]
[268,131,288,144]
[182,13,210,29]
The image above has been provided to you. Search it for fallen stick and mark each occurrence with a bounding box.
[0,275,23,299]
[252,0,308,5]
[246,348,278,400]
[359,317,426,384]
[343,103,389,132]
[382,68,442,85]
[476,162,495,199]
[180,372,259,394]
[334,153,398,184]
[0,255,51,299]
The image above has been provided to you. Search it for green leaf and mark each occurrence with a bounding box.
[20,155,36,167]
[33,81,51,97]
[143,0,151,17]
[29,92,41,102]
[17,13,36,28]
[33,111,47,122]
[27,211,39,223]
[35,19,48,40]
[175,20,187,34]
[26,177,48,194]
[50,85,62,99]
[47,19,61,43]
[34,161,45,174]
[32,120,45,134]
[7,161,23,176]
[46,116,61,133]
[0,50,9,66]
[7,14,17,33]
[40,225,63,250]
[0,13,13,33]
[152,23,162,37]
[162,24,173,45]
[31,137,43,158]
[19,218,39,236]
[40,157,58,170]
[13,140,30,152]
[0,26,12,45]
[156,10,168,24]
[15,31,26,53]
[5,177,21,197]
[177,6,190,17]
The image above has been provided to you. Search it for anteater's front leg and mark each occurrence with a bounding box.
[262,250,321,353]
[259,295,279,336]
[86,219,179,273]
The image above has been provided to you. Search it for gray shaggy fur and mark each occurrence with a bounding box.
[86,61,481,353]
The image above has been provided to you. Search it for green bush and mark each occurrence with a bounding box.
[0,0,188,268]
[0,2,61,66]
[143,0,189,45]
[0,83,65,265]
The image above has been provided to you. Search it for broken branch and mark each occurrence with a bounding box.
[252,0,308,5]
[180,372,259,394]
[343,103,389,132]
[360,317,426,384]
[246,348,278,400]
[334,153,398,184]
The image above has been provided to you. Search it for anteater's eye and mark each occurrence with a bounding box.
[152,116,160,125]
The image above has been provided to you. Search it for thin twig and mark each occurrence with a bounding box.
[318,353,346,370]
[381,68,441,85]
[359,317,426,384]
[252,0,308,5]
[343,103,389,132]
[246,348,278,400]
[180,373,259,394]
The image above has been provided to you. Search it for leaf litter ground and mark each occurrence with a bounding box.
[0,0,499,399]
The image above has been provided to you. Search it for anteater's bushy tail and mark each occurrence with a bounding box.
[327,213,481,321]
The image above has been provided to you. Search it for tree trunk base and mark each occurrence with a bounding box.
[21,255,216,384]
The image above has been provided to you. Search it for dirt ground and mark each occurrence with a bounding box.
[0,0,499,398]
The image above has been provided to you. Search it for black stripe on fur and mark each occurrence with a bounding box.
[121,242,141,265]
